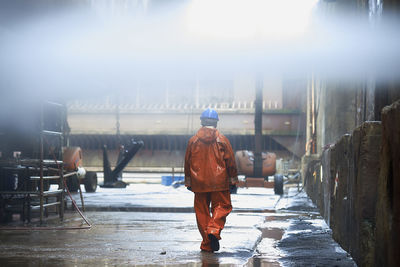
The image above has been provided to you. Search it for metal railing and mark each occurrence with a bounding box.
[67,100,284,113]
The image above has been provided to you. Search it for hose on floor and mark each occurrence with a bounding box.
[0,177,92,230]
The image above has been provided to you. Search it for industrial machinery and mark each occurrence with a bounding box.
[235,150,283,195]
[235,150,277,177]
[0,100,68,222]
[101,139,144,188]
[233,78,284,195]
[63,146,98,193]
[0,100,97,223]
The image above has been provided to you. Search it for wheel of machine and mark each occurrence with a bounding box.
[66,174,80,192]
[84,171,98,192]
[274,174,284,195]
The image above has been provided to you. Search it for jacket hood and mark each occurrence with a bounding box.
[196,127,218,144]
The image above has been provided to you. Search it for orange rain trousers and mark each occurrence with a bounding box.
[194,190,232,251]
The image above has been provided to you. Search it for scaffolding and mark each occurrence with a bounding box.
[0,101,67,224]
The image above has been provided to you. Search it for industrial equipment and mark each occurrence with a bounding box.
[232,79,284,195]
[0,101,68,222]
[0,100,97,223]
[101,139,144,188]
[235,150,283,195]
[235,150,277,176]
[63,146,98,193]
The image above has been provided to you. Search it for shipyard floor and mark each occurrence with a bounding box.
[0,175,356,266]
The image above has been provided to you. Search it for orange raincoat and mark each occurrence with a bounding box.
[184,127,238,251]
[184,127,238,192]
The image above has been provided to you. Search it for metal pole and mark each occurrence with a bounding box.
[116,94,120,143]
[40,104,44,224]
[60,105,65,220]
[254,77,263,177]
[306,78,311,156]
[78,184,85,212]
[311,75,316,154]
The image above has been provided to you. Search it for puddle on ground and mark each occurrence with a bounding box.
[247,211,322,267]
[247,257,281,267]
[261,227,284,240]
[264,214,298,222]
[246,225,286,266]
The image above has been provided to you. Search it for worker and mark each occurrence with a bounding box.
[184,108,238,252]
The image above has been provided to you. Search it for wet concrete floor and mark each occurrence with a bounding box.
[0,181,356,266]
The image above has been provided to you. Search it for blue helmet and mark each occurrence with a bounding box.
[200,108,219,121]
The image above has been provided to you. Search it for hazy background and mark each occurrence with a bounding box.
[0,0,399,102]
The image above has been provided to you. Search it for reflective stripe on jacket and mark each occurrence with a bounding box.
[184,127,238,192]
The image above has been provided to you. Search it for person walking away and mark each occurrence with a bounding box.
[184,108,238,252]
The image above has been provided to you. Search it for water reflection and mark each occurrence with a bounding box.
[200,251,221,266]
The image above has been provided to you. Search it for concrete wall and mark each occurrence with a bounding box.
[68,112,303,136]
[374,100,400,267]
[304,121,382,266]
[318,85,359,151]
[310,83,369,156]
[303,100,400,266]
